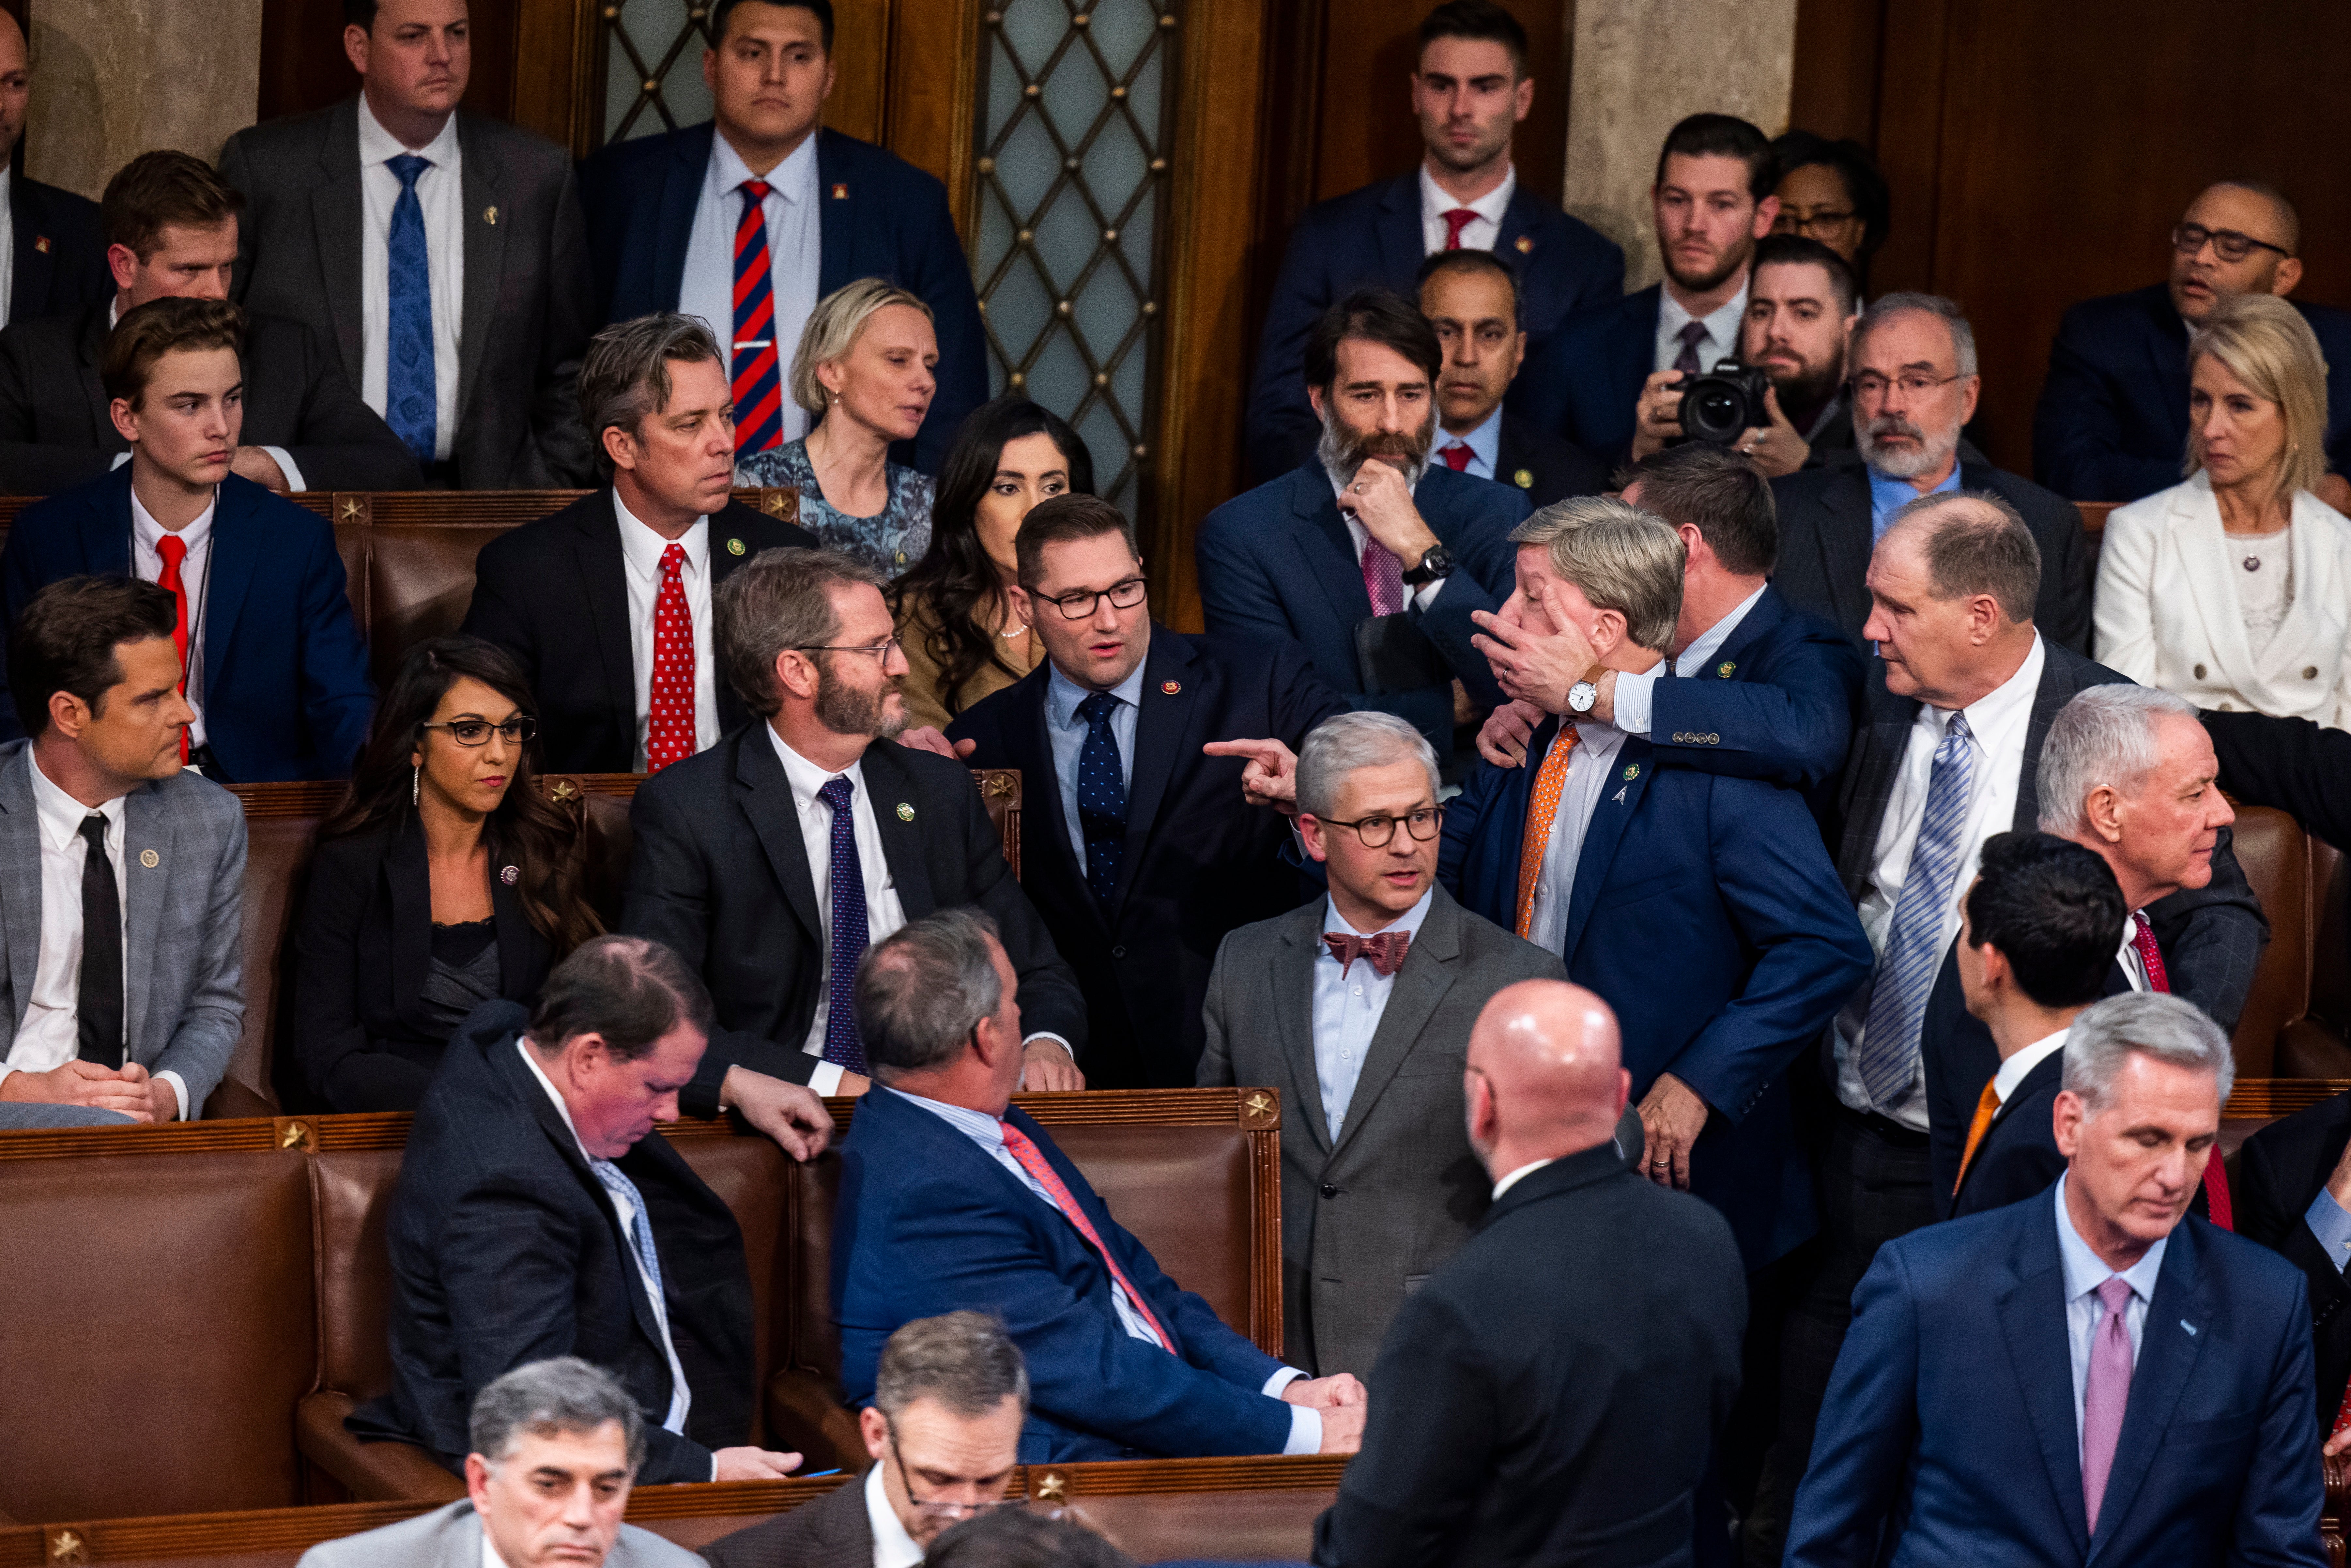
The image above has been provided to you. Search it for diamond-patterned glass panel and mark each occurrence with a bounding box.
[974,0,1176,517]
[600,0,716,143]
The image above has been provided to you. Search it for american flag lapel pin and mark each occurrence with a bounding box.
[831,182,850,200]
[32,235,49,254]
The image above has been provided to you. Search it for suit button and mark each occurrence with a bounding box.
[1111,945,1127,959]
[2306,666,2322,680]
[2193,663,2207,680]
[1707,732,1720,744]
[1319,1184,1337,1199]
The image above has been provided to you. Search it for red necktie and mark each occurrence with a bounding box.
[2130,912,2232,1229]
[1440,208,1479,250]
[730,178,783,455]
[155,534,191,763]
[1323,930,1411,978]
[647,542,696,772]
[1441,441,1472,472]
[999,1119,1175,1354]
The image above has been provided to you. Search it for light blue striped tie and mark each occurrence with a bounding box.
[1854,711,1976,1108]
[589,1156,665,1310]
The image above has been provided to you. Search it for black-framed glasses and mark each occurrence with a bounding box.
[796,638,904,663]
[419,716,536,747]
[1309,805,1445,847]
[2172,223,2289,264]
[1774,207,1857,236]
[1036,577,1147,620]
[1847,371,1965,402]
[886,1420,1025,1522]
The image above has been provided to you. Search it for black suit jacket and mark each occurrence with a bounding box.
[7,174,108,324]
[1770,459,2094,654]
[345,1001,755,1484]
[702,1480,869,1568]
[1491,411,1610,509]
[0,303,419,494]
[220,98,596,487]
[1311,1145,1746,1568]
[1948,1047,2067,1219]
[946,630,1343,1087]
[619,724,1086,1106]
[284,818,558,1114]
[459,489,818,774]
[2237,1090,2351,1431]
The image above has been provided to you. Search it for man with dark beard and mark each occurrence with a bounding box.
[1768,293,2093,653]
[1198,288,1529,771]
[1727,235,1860,477]
[620,546,1087,1105]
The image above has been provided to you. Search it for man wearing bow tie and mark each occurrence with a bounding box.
[1196,710,1578,1379]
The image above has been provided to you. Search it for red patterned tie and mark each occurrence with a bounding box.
[999,1119,1175,1353]
[647,542,696,772]
[1324,930,1411,978]
[155,534,191,763]
[731,179,784,456]
[2131,911,2233,1229]
[1441,442,1472,472]
[1440,208,1479,250]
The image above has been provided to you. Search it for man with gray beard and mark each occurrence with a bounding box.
[1199,287,1529,771]
[1767,293,2091,653]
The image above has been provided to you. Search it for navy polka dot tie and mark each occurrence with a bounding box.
[817,776,868,1075]
[1075,690,1128,906]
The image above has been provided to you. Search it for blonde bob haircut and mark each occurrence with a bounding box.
[1507,497,1685,654]
[2186,291,2329,499]
[788,277,935,416]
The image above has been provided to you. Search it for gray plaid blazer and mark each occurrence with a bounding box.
[298,1499,702,1568]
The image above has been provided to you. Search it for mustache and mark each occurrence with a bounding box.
[1866,413,1926,442]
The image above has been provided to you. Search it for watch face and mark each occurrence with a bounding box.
[1568,681,1596,713]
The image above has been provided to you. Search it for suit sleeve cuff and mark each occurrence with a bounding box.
[159,1070,190,1122]
[2303,1187,2351,1274]
[1282,1401,1321,1455]
[1612,667,1659,737]
[807,1060,845,1096]
[260,446,306,493]
[1263,1366,1305,1398]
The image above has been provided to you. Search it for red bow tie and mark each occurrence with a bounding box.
[1324,930,1411,978]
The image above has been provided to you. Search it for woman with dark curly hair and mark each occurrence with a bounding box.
[891,395,1097,732]
[285,636,602,1111]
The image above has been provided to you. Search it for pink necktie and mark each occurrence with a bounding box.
[2080,1276,2135,1535]
[1360,538,1405,617]
[999,1119,1175,1354]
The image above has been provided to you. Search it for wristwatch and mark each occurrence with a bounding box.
[1399,542,1455,586]
[1566,662,1608,714]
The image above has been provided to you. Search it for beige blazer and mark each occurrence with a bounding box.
[2093,470,2351,727]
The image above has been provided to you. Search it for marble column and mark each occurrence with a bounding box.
[1561,0,1797,291]
[24,0,266,200]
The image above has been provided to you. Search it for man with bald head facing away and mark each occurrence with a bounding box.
[1313,980,1745,1568]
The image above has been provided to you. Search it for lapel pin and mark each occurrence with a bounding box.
[33,235,49,254]
[1161,680,1180,695]
[1514,235,1533,254]
[482,206,498,225]
[1716,659,1736,678]
[1611,785,1628,805]
[500,865,519,885]
[831,182,850,200]
[1621,762,1640,781]
[896,802,915,821]
[139,848,159,869]
[2181,1320,2198,1335]
[727,536,746,556]
[1513,468,1534,489]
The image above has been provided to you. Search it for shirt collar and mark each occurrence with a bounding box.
[26,749,126,856]
[357,92,460,168]
[1440,403,1506,473]
[2052,1172,2169,1307]
[1869,457,1964,517]
[1044,652,1150,731]
[709,126,820,205]
[515,1037,600,1168]
[764,724,870,816]
[1418,163,1516,228]
[883,1084,1009,1145]
[864,1462,927,1568]
[1676,581,1768,676]
[1926,631,2045,760]
[1489,1156,1556,1202]
[1993,1026,2069,1104]
[611,487,708,582]
[129,483,216,557]
[1659,279,1751,363]
[1321,885,1435,944]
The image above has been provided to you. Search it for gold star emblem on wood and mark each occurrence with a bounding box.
[548,779,579,802]
[50,1531,86,1564]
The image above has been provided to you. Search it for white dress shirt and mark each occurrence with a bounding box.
[863,1462,925,1568]
[0,760,186,1117]
[1655,281,1751,376]
[613,490,721,768]
[884,1085,1320,1454]
[1523,712,1633,956]
[1489,1157,1556,1201]
[1331,471,1447,613]
[1044,657,1146,876]
[1434,405,1504,484]
[678,130,822,452]
[0,167,14,329]
[2052,1173,2164,1463]
[129,484,216,750]
[1612,581,1768,737]
[1993,1028,2070,1105]
[1419,164,1515,255]
[1310,888,1434,1143]
[357,97,464,461]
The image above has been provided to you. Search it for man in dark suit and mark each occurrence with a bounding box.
[1770,292,2094,653]
[1731,235,1860,476]
[463,314,816,775]
[0,298,374,780]
[218,0,594,487]
[704,1312,1028,1568]
[1414,249,1606,507]
[1312,979,1745,1568]
[2035,180,2351,507]
[832,910,1368,1462]
[0,11,108,328]
[1244,2,1619,482]
[578,0,984,473]
[1946,833,2128,1220]
[947,495,1343,1088]
[1517,113,1778,464]
[1198,289,1527,772]
[0,151,417,496]
[620,545,1085,1111]
[348,936,826,1485]
[1786,993,2324,1568]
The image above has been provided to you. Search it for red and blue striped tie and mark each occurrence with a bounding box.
[731,178,784,456]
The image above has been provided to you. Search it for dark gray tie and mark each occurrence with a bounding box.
[76,813,122,1068]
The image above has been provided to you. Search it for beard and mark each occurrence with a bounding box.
[1662,228,1757,296]
[1763,352,1844,418]
[813,662,909,741]
[1316,402,1434,492]
[1857,410,1963,481]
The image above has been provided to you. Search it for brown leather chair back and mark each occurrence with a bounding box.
[670,1137,794,1443]
[363,523,523,688]
[311,1149,406,1403]
[2228,806,2310,1076]
[2314,839,2349,1033]
[224,813,327,1118]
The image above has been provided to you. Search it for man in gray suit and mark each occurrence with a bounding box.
[0,577,244,1128]
[217,0,594,488]
[1198,711,1572,1379]
[299,1359,701,1568]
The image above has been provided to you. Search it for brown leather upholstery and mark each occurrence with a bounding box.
[2281,839,2351,1077]
[2228,806,2309,1077]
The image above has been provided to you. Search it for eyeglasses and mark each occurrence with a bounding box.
[887,1423,1024,1523]
[2171,222,2289,264]
[796,638,904,663]
[1847,371,1965,402]
[419,716,536,746]
[1310,805,1445,848]
[1034,577,1147,620]
[1774,207,1857,237]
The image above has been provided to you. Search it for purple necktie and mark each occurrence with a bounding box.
[1360,536,1405,617]
[816,776,868,1075]
[2080,1275,2135,1535]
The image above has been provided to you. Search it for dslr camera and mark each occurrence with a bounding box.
[1670,362,1774,446]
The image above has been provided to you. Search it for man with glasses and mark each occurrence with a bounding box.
[946,494,1344,1089]
[1769,292,2093,653]
[705,1313,1029,1568]
[2036,179,2351,507]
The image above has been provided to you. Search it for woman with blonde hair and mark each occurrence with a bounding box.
[740,276,939,575]
[2094,290,2351,726]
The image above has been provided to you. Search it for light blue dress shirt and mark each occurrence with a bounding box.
[1309,888,1435,1142]
[2304,1187,2351,1273]
[2052,1174,2165,1462]
[1045,657,1147,877]
[1612,580,1769,737]
[1434,405,1505,484]
[1869,461,1964,543]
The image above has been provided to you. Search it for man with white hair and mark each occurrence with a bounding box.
[1789,992,2323,1567]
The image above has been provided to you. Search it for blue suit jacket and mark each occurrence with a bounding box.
[1243,173,1621,480]
[0,469,374,780]
[1516,283,1661,462]
[1194,460,1528,767]
[2034,282,2351,503]
[1644,582,1865,792]
[1786,1196,2324,1568]
[831,1087,1292,1462]
[1439,719,1873,1269]
[577,124,988,473]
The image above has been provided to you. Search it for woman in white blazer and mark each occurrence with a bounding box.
[2094,291,2351,728]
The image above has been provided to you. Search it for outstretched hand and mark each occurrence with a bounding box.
[1468,581,1596,713]
[1476,699,1547,768]
[1204,737,1301,812]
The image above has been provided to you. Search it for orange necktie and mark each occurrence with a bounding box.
[1514,722,1579,938]
[1953,1076,2002,1196]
